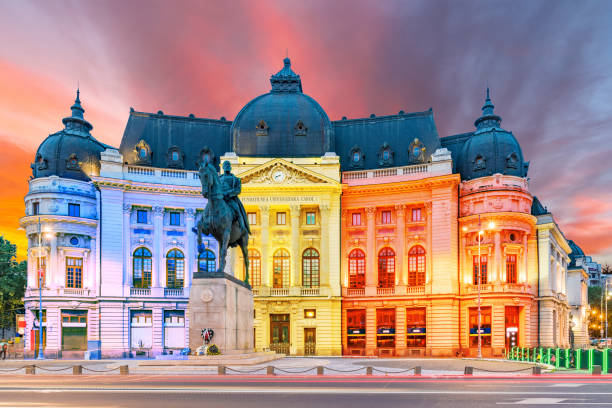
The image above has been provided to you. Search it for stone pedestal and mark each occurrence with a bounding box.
[188,272,253,354]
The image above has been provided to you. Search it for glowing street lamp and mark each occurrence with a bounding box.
[477,215,495,359]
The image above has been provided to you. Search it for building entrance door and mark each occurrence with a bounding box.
[505,306,520,349]
[270,314,290,354]
[304,328,316,356]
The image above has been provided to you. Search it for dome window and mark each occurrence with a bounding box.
[408,138,426,164]
[167,147,184,169]
[133,140,152,165]
[34,153,48,170]
[66,153,80,170]
[349,146,364,169]
[473,154,486,171]
[255,120,269,137]
[506,152,519,169]
[294,120,307,136]
[198,147,215,167]
[377,142,394,167]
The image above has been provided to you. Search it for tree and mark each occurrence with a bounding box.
[0,236,26,339]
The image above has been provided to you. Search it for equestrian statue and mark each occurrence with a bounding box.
[196,159,251,285]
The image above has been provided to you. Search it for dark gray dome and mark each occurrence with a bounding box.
[458,90,529,180]
[231,58,333,157]
[31,91,108,181]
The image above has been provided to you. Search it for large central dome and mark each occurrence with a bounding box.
[231,58,333,157]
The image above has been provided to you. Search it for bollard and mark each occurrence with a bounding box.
[464,366,473,375]
[532,366,541,375]
[73,365,82,375]
[414,366,422,376]
[266,366,275,376]
[366,366,373,376]
[218,365,226,375]
[592,365,602,375]
[25,365,36,375]
[317,366,324,376]
[119,365,129,375]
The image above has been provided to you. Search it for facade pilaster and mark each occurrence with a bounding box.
[494,230,501,283]
[290,205,301,287]
[49,233,58,289]
[260,205,270,287]
[152,206,163,290]
[365,206,376,294]
[395,204,406,286]
[320,204,331,288]
[123,204,131,288]
[185,208,195,289]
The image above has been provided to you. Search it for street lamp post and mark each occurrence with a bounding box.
[36,217,44,360]
[476,215,495,359]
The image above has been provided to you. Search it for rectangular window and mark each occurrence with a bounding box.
[381,210,392,224]
[346,309,366,349]
[61,310,87,351]
[32,202,39,215]
[411,208,422,222]
[376,308,396,348]
[304,309,316,319]
[469,307,492,348]
[473,255,488,285]
[130,310,153,349]
[68,203,80,217]
[506,254,517,284]
[276,212,286,225]
[306,212,316,225]
[247,212,257,226]
[169,212,180,226]
[352,212,361,226]
[406,308,426,348]
[137,210,148,224]
[163,310,185,349]
[66,257,83,289]
[36,256,46,288]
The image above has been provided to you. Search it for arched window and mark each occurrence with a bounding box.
[302,248,320,288]
[198,249,216,273]
[408,245,426,286]
[273,249,290,288]
[348,249,365,289]
[378,247,395,288]
[246,249,261,287]
[166,249,185,289]
[133,247,152,289]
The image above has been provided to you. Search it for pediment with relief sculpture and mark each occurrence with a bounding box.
[238,159,334,185]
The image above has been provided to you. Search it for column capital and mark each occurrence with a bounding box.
[365,206,376,219]
[185,208,196,218]
[123,204,132,214]
[260,205,270,215]
[395,204,406,215]
[341,209,348,220]
[153,206,164,217]
[290,204,301,214]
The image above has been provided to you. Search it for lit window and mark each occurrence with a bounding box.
[276,212,286,225]
[406,308,426,348]
[166,249,185,289]
[246,249,261,287]
[473,255,488,285]
[408,246,426,286]
[273,249,290,288]
[348,249,365,289]
[306,212,316,225]
[169,212,180,226]
[377,247,395,288]
[32,202,39,215]
[68,203,80,217]
[247,212,257,226]
[304,309,316,319]
[302,248,320,288]
[133,247,152,288]
[376,309,396,348]
[381,210,392,224]
[137,210,148,224]
[352,213,361,226]
[198,249,216,273]
[506,254,517,284]
[411,208,422,222]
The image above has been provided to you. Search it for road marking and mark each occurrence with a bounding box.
[503,398,567,404]
[549,383,584,387]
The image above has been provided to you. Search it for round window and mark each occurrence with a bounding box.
[70,236,79,246]
[509,233,516,242]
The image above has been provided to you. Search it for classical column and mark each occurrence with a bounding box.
[122,204,131,288]
[395,204,406,286]
[494,230,501,283]
[260,205,270,287]
[365,206,376,291]
[88,237,96,292]
[152,206,164,288]
[522,233,529,283]
[48,233,58,289]
[320,204,330,288]
[340,209,348,289]
[185,208,195,289]
[290,204,301,287]
[425,202,432,285]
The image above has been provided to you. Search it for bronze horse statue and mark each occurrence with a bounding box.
[196,162,250,285]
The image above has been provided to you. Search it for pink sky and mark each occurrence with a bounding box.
[0,0,611,264]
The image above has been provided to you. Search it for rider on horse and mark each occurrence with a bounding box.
[219,161,251,235]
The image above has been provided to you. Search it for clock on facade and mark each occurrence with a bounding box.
[272,169,286,183]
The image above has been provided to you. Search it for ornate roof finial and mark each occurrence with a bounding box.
[474,87,501,131]
[63,87,93,133]
[270,57,302,93]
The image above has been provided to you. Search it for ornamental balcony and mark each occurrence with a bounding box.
[464,282,531,295]
[25,287,96,298]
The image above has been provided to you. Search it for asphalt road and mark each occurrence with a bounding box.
[1,375,612,407]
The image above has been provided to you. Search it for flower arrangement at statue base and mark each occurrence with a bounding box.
[206,344,220,355]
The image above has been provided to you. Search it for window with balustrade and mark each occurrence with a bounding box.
[198,249,216,273]
[66,257,83,289]
[273,249,290,288]
[506,254,517,284]
[377,247,395,288]
[133,247,152,288]
[246,249,261,287]
[348,249,365,289]
[473,255,488,285]
[408,245,426,286]
[302,248,320,288]
[166,249,185,289]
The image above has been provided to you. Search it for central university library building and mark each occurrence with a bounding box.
[21,58,584,358]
